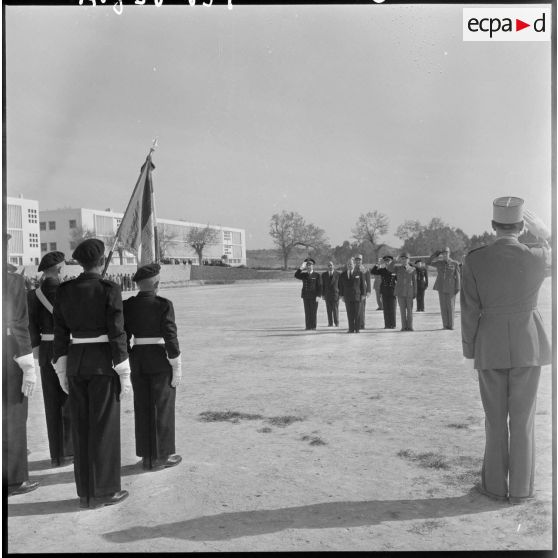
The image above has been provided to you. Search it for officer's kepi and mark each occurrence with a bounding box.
[133,263,161,282]
[493,196,524,224]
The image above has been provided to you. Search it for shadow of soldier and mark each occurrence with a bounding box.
[102,492,507,543]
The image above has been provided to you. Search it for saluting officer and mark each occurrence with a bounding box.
[28,251,73,467]
[123,263,182,471]
[428,246,461,329]
[53,239,131,509]
[371,255,397,329]
[294,258,322,330]
[5,240,39,496]
[461,197,551,504]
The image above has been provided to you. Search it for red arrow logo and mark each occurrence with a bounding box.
[516,19,530,31]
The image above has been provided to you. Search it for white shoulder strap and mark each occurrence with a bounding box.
[35,286,54,314]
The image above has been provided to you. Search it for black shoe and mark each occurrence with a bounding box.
[408,328,414,331]
[473,484,507,502]
[89,490,129,509]
[8,480,39,496]
[509,495,536,505]
[148,454,182,471]
[79,497,89,509]
[52,456,73,467]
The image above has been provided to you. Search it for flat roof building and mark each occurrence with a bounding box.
[7,196,41,266]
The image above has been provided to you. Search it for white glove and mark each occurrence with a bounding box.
[15,353,36,398]
[523,209,550,240]
[53,356,69,394]
[114,359,132,398]
[168,355,182,388]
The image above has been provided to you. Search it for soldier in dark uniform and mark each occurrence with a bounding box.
[321,261,340,327]
[428,247,461,329]
[53,239,131,509]
[371,255,397,329]
[4,247,40,496]
[414,259,428,312]
[338,257,367,333]
[123,263,182,471]
[294,258,322,330]
[354,254,371,330]
[28,251,73,467]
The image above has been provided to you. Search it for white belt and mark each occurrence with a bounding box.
[41,333,55,341]
[71,334,109,344]
[133,337,165,346]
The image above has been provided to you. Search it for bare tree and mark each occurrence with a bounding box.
[351,211,389,260]
[269,211,328,270]
[158,225,181,261]
[69,225,96,251]
[186,225,219,264]
[395,219,423,241]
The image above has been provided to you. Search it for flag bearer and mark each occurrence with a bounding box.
[53,238,131,509]
[123,263,182,471]
[28,251,73,467]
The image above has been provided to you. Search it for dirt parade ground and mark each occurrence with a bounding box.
[6,278,553,553]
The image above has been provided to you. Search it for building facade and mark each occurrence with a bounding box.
[38,207,247,266]
[6,196,41,266]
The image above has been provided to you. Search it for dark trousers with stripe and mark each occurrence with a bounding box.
[381,294,397,328]
[302,298,318,329]
[416,288,426,311]
[68,374,121,498]
[3,338,29,487]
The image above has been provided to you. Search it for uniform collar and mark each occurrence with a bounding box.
[78,272,102,279]
[137,290,157,297]
[495,236,521,245]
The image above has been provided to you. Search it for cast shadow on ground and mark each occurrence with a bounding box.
[102,492,506,543]
[7,498,82,516]
[28,459,57,472]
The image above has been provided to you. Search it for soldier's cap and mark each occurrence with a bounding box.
[493,196,524,224]
[38,251,65,272]
[382,255,393,262]
[415,259,422,263]
[400,252,410,258]
[304,258,316,264]
[72,238,105,265]
[133,263,161,282]
[355,254,363,260]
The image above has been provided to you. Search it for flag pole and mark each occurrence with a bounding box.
[149,138,160,264]
[102,138,158,277]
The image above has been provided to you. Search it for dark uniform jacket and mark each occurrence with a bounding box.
[371,266,397,296]
[53,272,128,375]
[6,272,33,358]
[415,267,428,290]
[294,269,322,299]
[338,269,367,302]
[28,277,59,367]
[321,270,340,300]
[123,291,180,375]
[461,237,551,369]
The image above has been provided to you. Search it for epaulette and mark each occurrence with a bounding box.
[467,245,488,255]
[99,278,119,288]
[155,295,171,305]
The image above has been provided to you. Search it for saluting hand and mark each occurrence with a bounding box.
[524,209,550,240]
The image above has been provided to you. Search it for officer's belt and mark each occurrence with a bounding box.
[132,337,165,346]
[40,333,54,341]
[482,305,537,316]
[71,334,109,344]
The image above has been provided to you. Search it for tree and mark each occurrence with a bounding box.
[351,211,389,261]
[158,224,181,261]
[269,211,329,270]
[401,220,469,260]
[468,231,496,252]
[395,219,423,241]
[186,225,219,264]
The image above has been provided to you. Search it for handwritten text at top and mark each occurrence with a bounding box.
[78,0,233,16]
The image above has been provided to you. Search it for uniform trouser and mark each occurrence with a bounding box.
[478,366,541,499]
[397,296,414,330]
[374,289,383,310]
[40,360,73,460]
[324,298,339,326]
[68,375,121,498]
[131,371,176,462]
[416,288,426,311]
[438,292,456,328]
[344,300,361,332]
[359,297,368,328]
[302,298,318,329]
[381,294,397,328]
[2,341,29,486]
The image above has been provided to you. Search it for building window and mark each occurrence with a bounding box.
[223,230,232,242]
[69,219,77,229]
[28,208,38,223]
[40,222,46,231]
[48,221,56,230]
[29,233,39,248]
[41,243,47,252]
[49,242,57,251]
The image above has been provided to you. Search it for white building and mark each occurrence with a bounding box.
[39,207,247,266]
[6,196,41,266]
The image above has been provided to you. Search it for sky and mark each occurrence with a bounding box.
[4,3,552,250]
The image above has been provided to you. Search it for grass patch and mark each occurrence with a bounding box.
[301,435,327,446]
[198,410,264,423]
[397,449,450,470]
[266,415,304,427]
[407,520,446,535]
[257,426,273,434]
[446,423,469,429]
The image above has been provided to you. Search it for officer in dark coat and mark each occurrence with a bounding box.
[321,261,340,327]
[371,255,397,329]
[28,251,73,467]
[294,258,322,330]
[4,250,40,496]
[53,239,131,509]
[414,259,428,312]
[123,263,182,471]
[338,257,367,333]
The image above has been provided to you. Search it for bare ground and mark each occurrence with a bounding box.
[7,278,553,552]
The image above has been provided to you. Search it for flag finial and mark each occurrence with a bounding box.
[150,137,159,154]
